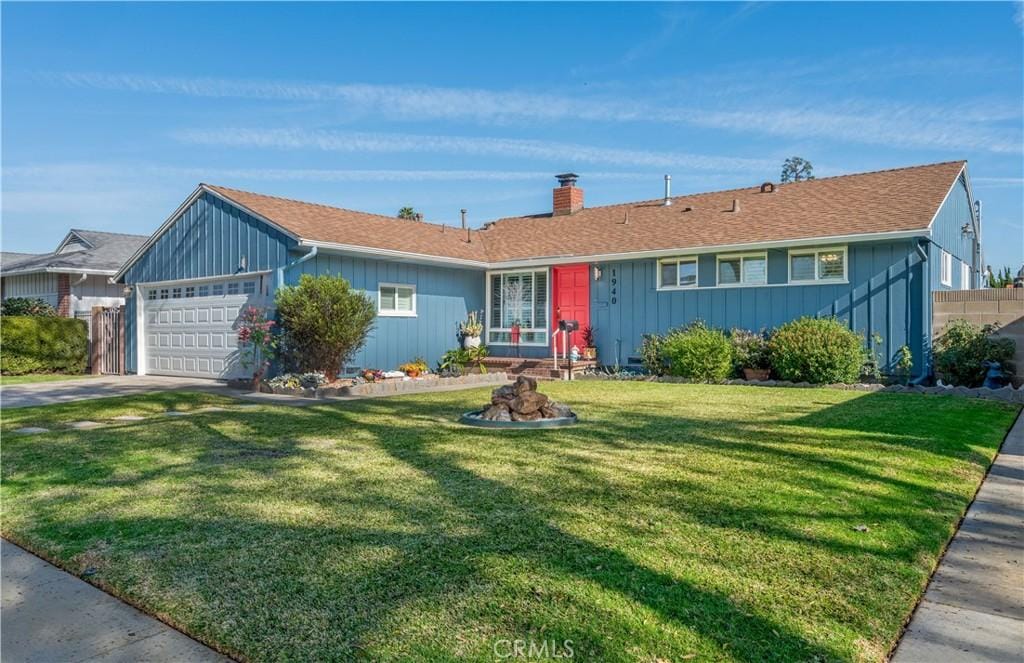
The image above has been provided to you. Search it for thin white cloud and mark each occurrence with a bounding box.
[170,128,777,173]
[3,163,659,184]
[44,70,1024,154]
[972,176,1024,188]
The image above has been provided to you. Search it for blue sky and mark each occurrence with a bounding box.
[3,2,1022,269]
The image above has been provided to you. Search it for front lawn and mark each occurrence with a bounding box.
[1,373,96,385]
[2,383,1017,661]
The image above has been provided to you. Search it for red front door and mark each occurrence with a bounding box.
[552,264,590,354]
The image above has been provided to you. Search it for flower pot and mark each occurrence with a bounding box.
[582,347,598,360]
[406,370,421,378]
[462,335,481,349]
[743,368,770,381]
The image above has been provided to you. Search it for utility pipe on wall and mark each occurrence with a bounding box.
[275,246,318,291]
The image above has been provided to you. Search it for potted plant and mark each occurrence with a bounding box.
[581,325,597,360]
[730,329,771,381]
[399,357,429,378]
[459,311,483,349]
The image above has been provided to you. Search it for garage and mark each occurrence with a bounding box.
[142,274,269,379]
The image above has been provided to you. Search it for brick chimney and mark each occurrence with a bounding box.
[553,173,583,216]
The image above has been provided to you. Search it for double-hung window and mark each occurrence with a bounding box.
[657,257,698,289]
[379,283,416,317]
[789,247,847,283]
[940,250,952,286]
[717,252,767,286]
[487,270,549,345]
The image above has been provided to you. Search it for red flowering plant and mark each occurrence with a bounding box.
[237,306,277,388]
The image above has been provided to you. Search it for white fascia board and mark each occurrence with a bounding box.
[300,240,489,269]
[486,229,930,269]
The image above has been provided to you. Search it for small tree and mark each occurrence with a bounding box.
[780,157,815,183]
[397,207,417,220]
[275,274,376,378]
[237,306,277,386]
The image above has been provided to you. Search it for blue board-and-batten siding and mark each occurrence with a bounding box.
[588,239,927,374]
[289,254,484,371]
[122,192,298,373]
[929,174,977,290]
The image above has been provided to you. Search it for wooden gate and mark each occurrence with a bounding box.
[91,305,125,375]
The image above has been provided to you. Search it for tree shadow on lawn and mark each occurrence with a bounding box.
[5,389,1014,661]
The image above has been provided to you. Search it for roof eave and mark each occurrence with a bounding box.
[300,239,489,269]
[486,228,932,269]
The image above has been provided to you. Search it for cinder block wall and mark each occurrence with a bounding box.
[934,289,1024,380]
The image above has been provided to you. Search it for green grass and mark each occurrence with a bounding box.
[1,373,97,385]
[2,383,1018,662]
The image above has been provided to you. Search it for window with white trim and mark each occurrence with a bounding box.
[657,257,698,289]
[941,250,952,286]
[789,247,847,283]
[961,262,970,291]
[379,283,416,317]
[717,252,767,286]
[487,270,549,345]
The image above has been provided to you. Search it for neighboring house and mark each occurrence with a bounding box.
[113,160,980,381]
[2,229,148,319]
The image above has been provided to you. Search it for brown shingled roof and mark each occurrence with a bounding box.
[204,184,488,263]
[478,160,966,263]
[204,161,965,266]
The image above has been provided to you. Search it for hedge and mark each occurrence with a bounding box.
[768,317,866,384]
[1,316,88,375]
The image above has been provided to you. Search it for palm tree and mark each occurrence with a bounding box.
[397,207,417,220]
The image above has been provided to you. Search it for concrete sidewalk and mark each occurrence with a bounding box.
[1,539,228,662]
[0,375,230,408]
[892,411,1024,662]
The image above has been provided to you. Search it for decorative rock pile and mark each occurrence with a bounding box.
[480,376,574,422]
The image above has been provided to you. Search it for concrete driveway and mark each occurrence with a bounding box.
[1,375,231,408]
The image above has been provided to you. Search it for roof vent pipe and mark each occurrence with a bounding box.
[663,175,672,206]
[460,208,467,229]
[730,199,740,213]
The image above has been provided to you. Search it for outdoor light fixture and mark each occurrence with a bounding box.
[961,223,975,238]
[593,265,602,281]
[122,285,133,296]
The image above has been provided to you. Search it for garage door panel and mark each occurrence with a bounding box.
[143,280,267,380]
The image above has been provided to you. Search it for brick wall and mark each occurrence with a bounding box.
[56,273,71,317]
[934,289,1024,379]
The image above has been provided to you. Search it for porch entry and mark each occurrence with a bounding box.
[552,264,590,354]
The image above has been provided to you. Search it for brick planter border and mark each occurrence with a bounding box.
[255,372,509,399]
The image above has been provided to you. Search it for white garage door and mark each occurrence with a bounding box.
[143,276,270,379]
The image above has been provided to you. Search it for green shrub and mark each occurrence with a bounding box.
[0,316,88,375]
[768,317,865,384]
[275,274,376,377]
[661,321,733,382]
[933,319,1016,387]
[1,297,56,317]
[729,329,771,375]
[638,332,667,375]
